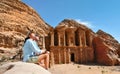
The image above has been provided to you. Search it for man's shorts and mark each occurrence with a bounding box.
[27,56,39,63]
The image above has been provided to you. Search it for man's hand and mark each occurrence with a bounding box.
[41,49,46,54]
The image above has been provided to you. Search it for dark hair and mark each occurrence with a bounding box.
[24,31,34,43]
[24,37,30,43]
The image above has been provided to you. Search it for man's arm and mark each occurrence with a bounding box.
[29,40,41,54]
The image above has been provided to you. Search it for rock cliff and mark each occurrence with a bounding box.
[93,30,120,65]
[0,0,52,61]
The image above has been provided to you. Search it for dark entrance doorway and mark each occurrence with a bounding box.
[71,53,75,62]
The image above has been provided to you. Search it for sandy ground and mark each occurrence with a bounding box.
[49,63,120,74]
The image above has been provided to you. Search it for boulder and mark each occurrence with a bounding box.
[0,62,51,74]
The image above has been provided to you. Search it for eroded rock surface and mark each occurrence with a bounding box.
[0,62,51,74]
[0,0,52,61]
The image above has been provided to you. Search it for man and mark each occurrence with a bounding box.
[23,32,49,69]
[34,35,50,68]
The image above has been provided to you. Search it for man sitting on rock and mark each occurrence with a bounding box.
[23,32,50,70]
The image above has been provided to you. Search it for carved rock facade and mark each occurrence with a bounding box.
[47,19,120,66]
[49,19,95,65]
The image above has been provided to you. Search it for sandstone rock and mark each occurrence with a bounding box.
[93,37,119,65]
[0,62,51,74]
[95,30,120,65]
[0,0,52,60]
[97,30,119,51]
[118,45,120,57]
[0,0,52,48]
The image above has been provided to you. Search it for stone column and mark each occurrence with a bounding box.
[64,31,66,46]
[85,47,88,63]
[80,48,83,63]
[58,48,61,64]
[89,34,93,47]
[50,32,54,46]
[89,35,92,47]
[75,48,78,63]
[64,48,66,63]
[58,33,61,46]
[83,31,87,47]
[63,31,66,63]
[50,50,54,66]
[43,36,45,49]
[66,48,70,63]
[68,48,71,63]
[79,36,82,47]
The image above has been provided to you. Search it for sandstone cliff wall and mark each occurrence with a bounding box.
[0,0,52,60]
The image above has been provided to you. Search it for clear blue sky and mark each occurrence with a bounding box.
[22,0,120,42]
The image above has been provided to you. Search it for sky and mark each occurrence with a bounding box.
[22,0,120,42]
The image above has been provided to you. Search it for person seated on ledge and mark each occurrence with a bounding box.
[34,35,50,68]
[23,32,50,70]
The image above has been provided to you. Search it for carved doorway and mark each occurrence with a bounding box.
[71,53,75,62]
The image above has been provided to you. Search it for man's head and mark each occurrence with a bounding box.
[29,32,36,40]
[35,36,39,41]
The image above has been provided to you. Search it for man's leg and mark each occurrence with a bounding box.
[38,53,49,69]
[44,53,49,69]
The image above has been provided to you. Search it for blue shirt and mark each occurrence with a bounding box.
[23,39,41,62]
